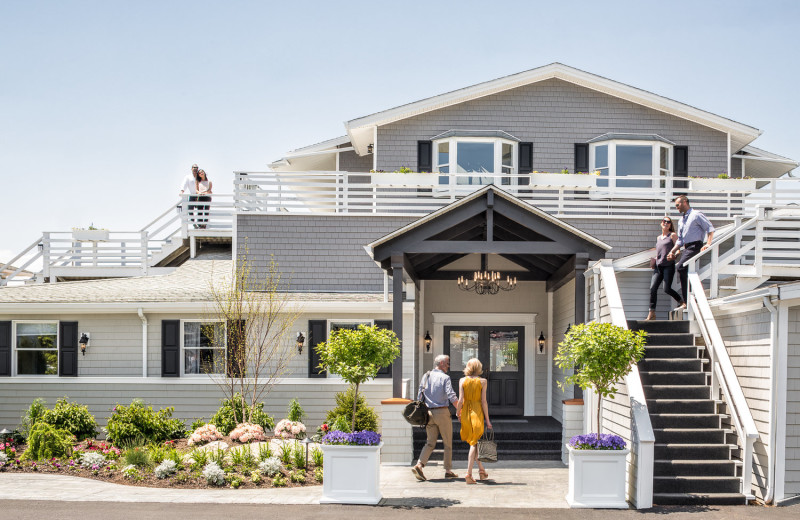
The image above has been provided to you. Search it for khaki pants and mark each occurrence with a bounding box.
[417,407,453,471]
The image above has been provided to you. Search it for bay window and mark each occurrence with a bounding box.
[589,134,673,192]
[432,131,519,185]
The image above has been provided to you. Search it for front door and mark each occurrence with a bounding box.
[444,326,524,415]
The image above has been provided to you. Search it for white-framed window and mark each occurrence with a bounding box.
[589,137,673,192]
[181,320,226,376]
[13,321,58,376]
[328,320,374,336]
[433,136,518,185]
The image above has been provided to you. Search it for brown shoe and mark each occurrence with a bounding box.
[444,471,459,479]
[411,464,426,481]
[479,470,489,481]
[645,310,656,321]
[465,474,477,484]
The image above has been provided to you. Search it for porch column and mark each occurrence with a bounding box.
[574,253,589,324]
[391,255,404,398]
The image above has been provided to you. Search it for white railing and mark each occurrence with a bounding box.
[687,272,758,500]
[0,237,44,286]
[234,171,800,220]
[587,259,654,509]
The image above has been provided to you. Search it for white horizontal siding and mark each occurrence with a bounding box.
[785,307,800,496]
[551,279,575,423]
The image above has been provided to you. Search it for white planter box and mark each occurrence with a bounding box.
[371,173,438,186]
[566,445,630,509]
[529,173,596,188]
[320,443,382,505]
[690,178,757,192]
[72,229,109,242]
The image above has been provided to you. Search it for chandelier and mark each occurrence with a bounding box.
[457,271,517,295]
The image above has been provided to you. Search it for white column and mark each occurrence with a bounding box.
[379,399,413,465]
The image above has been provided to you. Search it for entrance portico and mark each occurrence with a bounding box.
[367,186,610,412]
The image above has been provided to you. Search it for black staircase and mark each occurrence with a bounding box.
[411,417,562,462]
[629,319,747,506]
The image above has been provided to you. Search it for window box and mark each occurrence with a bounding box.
[529,173,596,188]
[566,445,630,508]
[72,229,109,242]
[319,443,383,505]
[690,177,757,192]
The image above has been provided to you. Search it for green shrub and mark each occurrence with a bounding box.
[105,400,185,445]
[314,467,323,482]
[330,415,351,433]
[287,399,305,422]
[189,448,209,470]
[210,393,274,435]
[21,423,74,461]
[311,447,323,467]
[325,386,378,432]
[20,398,47,440]
[40,398,98,441]
[122,447,152,468]
[292,442,305,469]
[190,419,206,431]
[289,470,305,483]
[272,474,286,487]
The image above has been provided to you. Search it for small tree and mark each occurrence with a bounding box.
[316,324,400,432]
[555,322,647,436]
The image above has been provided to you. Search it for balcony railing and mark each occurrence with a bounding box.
[234,171,800,220]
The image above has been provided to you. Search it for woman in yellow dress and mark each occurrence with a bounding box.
[456,358,493,484]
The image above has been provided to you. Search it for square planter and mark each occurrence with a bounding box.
[690,178,757,192]
[566,445,630,508]
[320,443,382,505]
[72,229,109,242]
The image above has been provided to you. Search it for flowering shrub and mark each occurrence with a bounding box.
[1,442,16,459]
[188,424,224,446]
[202,461,225,486]
[229,423,266,443]
[121,464,138,479]
[80,451,106,468]
[274,419,306,440]
[321,430,381,446]
[154,459,177,479]
[569,433,626,451]
[106,400,186,445]
[258,456,282,477]
[76,440,120,460]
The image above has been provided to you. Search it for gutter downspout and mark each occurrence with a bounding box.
[762,296,777,504]
[138,308,147,378]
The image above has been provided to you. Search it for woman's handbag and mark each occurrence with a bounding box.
[401,371,431,427]
[477,429,497,463]
[649,257,657,269]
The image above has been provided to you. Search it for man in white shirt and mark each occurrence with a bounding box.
[180,164,199,227]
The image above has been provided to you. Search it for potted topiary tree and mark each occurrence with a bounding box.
[315,323,400,505]
[555,322,647,509]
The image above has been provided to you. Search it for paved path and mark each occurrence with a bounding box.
[0,461,569,508]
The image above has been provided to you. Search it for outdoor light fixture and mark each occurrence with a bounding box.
[457,270,517,295]
[0,428,10,440]
[424,331,432,352]
[538,331,546,353]
[79,333,90,356]
[367,143,374,154]
[301,437,311,468]
[565,323,572,335]
[296,332,305,355]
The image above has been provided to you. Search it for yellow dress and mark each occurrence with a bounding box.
[460,377,484,446]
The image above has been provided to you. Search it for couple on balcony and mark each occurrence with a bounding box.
[179,164,213,229]
[647,195,715,320]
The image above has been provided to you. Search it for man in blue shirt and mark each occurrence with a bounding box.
[668,195,715,306]
[412,354,459,481]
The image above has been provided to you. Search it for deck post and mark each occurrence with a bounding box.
[391,255,404,398]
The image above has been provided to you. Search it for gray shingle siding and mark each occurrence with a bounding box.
[338,149,372,172]
[377,78,728,178]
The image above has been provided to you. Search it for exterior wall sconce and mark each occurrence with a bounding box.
[296,332,305,354]
[367,143,374,154]
[79,333,90,356]
[538,331,546,354]
[565,323,572,335]
[424,331,432,352]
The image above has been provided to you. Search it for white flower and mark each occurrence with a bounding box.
[80,452,106,469]
[202,461,226,486]
[258,456,283,477]
[154,459,177,479]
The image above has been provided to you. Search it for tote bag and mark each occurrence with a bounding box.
[477,428,497,463]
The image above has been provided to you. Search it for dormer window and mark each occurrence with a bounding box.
[588,134,674,191]
[432,131,519,185]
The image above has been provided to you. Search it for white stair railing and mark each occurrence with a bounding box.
[687,272,758,500]
[0,236,44,286]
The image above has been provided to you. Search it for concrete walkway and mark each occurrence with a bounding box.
[0,461,569,508]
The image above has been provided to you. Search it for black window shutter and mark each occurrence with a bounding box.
[161,320,180,377]
[574,143,589,173]
[308,320,326,378]
[0,321,11,376]
[417,141,432,172]
[673,145,689,191]
[374,320,393,378]
[518,142,533,186]
[59,321,78,377]
[227,320,246,378]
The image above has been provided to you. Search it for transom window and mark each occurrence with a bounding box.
[14,321,58,376]
[328,320,373,335]
[182,321,225,375]
[434,134,518,185]
[589,135,673,192]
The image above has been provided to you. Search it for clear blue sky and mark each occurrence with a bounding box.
[2,0,799,261]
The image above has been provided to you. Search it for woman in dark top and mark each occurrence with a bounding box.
[647,217,684,320]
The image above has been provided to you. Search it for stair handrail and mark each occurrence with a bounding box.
[687,272,758,499]
[598,259,654,509]
[0,236,44,286]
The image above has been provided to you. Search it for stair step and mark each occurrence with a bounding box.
[654,428,727,444]
[650,414,721,429]
[647,399,716,414]
[412,440,561,451]
[416,449,561,461]
[628,320,690,334]
[640,372,707,385]
[653,476,740,493]
[643,385,711,399]
[654,459,738,476]
[644,333,695,346]
[653,493,746,506]
[639,358,706,372]
[644,345,699,359]
[654,443,733,460]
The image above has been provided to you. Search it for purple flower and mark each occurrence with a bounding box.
[321,430,381,446]
[569,433,626,450]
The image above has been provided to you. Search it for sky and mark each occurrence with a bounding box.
[2,0,799,264]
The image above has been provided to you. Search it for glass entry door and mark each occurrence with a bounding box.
[444,326,524,416]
